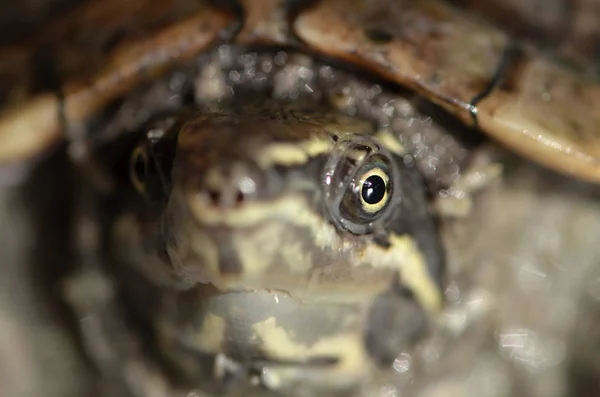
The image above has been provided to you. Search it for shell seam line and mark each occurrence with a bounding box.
[468,42,521,128]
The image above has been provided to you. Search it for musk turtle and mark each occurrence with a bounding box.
[0,0,599,396]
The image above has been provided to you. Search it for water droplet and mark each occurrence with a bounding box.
[392,353,412,373]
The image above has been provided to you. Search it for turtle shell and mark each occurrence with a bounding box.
[0,0,599,182]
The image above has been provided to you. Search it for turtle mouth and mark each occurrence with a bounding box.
[163,185,354,295]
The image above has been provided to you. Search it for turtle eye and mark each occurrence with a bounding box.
[323,136,400,235]
[339,156,393,223]
[129,141,172,201]
[358,167,390,213]
[130,145,149,194]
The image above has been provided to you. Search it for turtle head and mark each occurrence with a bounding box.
[124,108,444,314]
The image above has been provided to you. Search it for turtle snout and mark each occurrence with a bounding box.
[198,162,264,209]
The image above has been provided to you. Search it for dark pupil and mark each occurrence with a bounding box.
[361,175,386,204]
[134,154,147,181]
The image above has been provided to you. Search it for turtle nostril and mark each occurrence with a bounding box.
[201,164,260,208]
[208,189,221,206]
[203,188,248,207]
[235,190,245,205]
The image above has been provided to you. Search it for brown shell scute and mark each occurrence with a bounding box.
[0,0,236,163]
[2,0,600,182]
[475,54,600,181]
[453,0,570,44]
[294,0,600,182]
[455,0,600,73]
[0,0,205,105]
[293,0,509,121]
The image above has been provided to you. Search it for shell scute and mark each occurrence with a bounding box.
[294,0,509,121]
[2,0,600,182]
[476,54,600,181]
[294,0,600,181]
[0,0,236,163]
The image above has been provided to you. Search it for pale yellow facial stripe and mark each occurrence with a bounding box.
[252,317,367,373]
[255,137,332,169]
[186,194,340,288]
[374,128,406,155]
[252,128,405,168]
[188,195,442,316]
[361,233,442,316]
[193,313,226,352]
[189,195,340,247]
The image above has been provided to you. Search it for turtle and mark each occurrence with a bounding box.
[0,0,599,396]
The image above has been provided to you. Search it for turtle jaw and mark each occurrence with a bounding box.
[163,183,339,295]
[162,184,421,307]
